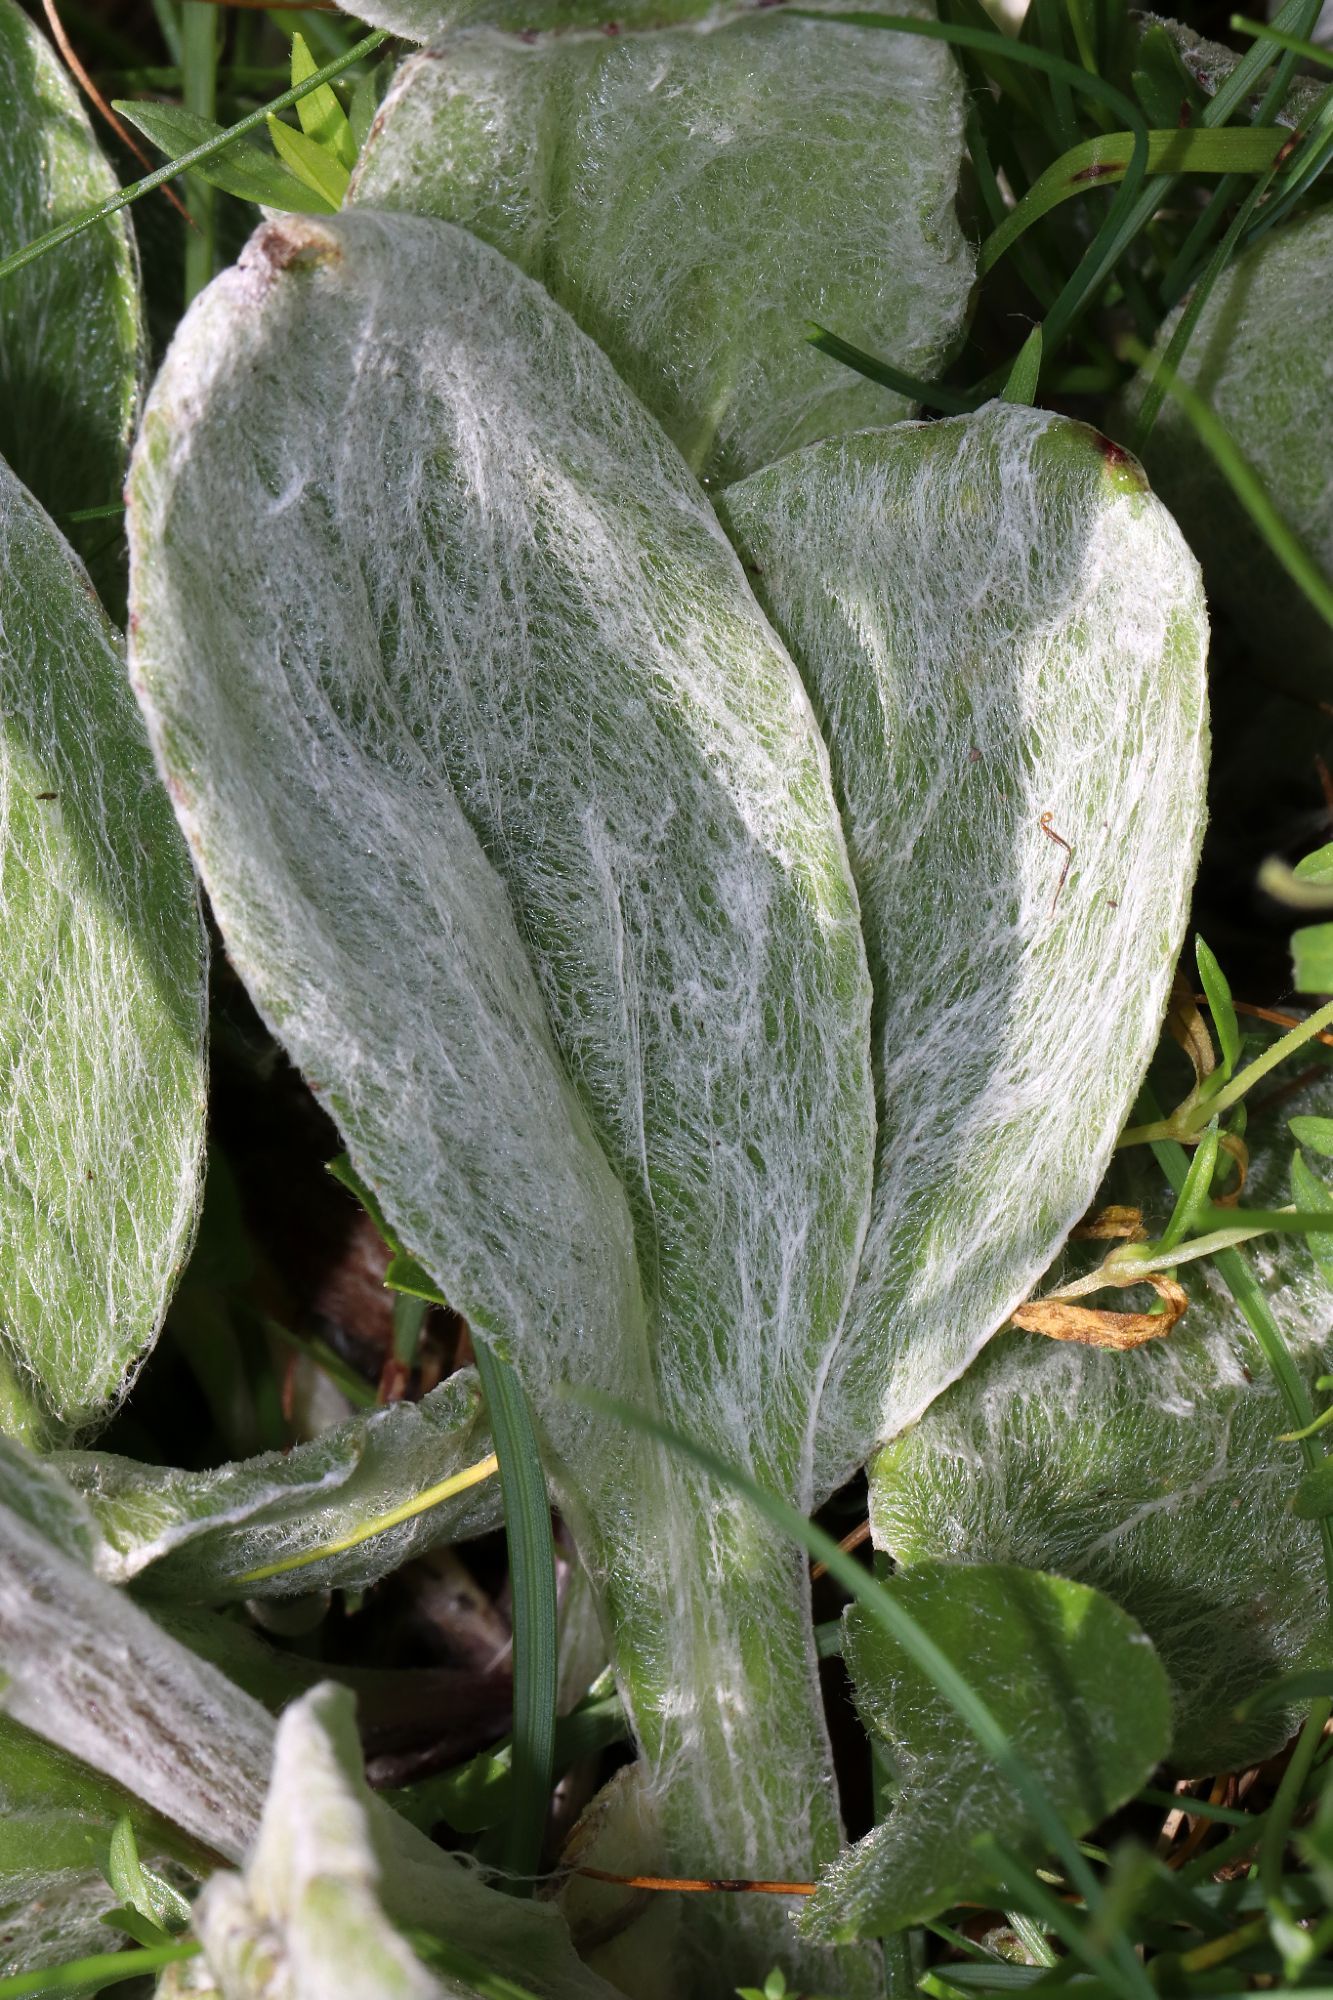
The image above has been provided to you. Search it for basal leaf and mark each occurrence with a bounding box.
[0,462,206,1442]
[718,404,1209,1458]
[349,2,972,486]
[0,1439,273,1862]
[1127,204,1333,698]
[127,209,877,1992]
[0,0,142,597]
[871,1090,1333,1774]
[189,1683,621,2000]
[114,100,337,215]
[803,1562,1170,1942]
[56,1370,499,1600]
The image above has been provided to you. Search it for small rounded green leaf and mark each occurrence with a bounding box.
[0,463,206,1442]
[0,0,143,599]
[350,3,972,486]
[804,1561,1170,1942]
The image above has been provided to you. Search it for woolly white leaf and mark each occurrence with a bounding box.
[350,3,971,486]
[870,1091,1333,1774]
[0,1441,273,1861]
[0,0,141,599]
[1128,205,1333,698]
[718,405,1209,1460]
[190,1683,622,2000]
[0,462,206,1442]
[127,209,876,1993]
[58,1370,500,1600]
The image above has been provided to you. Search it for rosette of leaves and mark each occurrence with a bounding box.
[871,1077,1333,1775]
[349,0,972,487]
[126,197,1206,1991]
[0,460,206,1444]
[0,0,142,602]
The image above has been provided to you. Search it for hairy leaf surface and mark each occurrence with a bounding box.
[0,1439,272,1861]
[871,1095,1333,1773]
[719,405,1209,1459]
[803,1563,1170,1941]
[58,1371,499,1599]
[0,462,206,1442]
[127,208,876,1993]
[350,4,971,487]
[0,0,142,597]
[1127,204,1333,696]
[189,1683,622,2000]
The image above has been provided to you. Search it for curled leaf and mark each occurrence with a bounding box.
[57,1371,499,1600]
[1011,1272,1187,1350]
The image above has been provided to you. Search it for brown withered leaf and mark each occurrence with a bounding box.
[1012,1273,1188,1351]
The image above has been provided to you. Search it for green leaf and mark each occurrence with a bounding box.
[186,1684,619,2000]
[1292,1115,1333,1156]
[804,1563,1170,1942]
[870,1090,1333,1774]
[114,98,336,214]
[1126,206,1333,704]
[1293,1149,1333,1287]
[349,4,972,484]
[267,113,350,207]
[0,464,206,1442]
[104,1817,190,1935]
[1297,841,1333,885]
[291,31,358,169]
[1295,922,1333,995]
[57,1371,499,1599]
[718,404,1209,1443]
[127,208,878,1994]
[0,1440,274,1863]
[1196,935,1241,1077]
[0,0,142,597]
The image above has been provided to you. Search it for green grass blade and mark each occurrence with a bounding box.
[0,28,388,287]
[978,126,1285,277]
[0,1942,199,1995]
[472,1339,557,1892]
[804,324,976,413]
